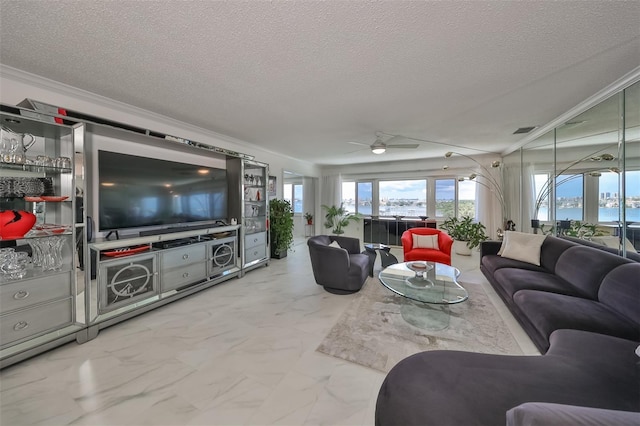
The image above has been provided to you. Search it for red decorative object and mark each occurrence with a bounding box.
[0,210,37,239]
[102,245,150,258]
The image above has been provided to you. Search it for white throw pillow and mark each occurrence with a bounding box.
[413,234,439,250]
[499,231,547,266]
[328,240,342,249]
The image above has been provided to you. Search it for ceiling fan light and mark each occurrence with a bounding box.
[372,147,386,154]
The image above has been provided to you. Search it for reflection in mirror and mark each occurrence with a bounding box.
[554,92,621,235]
[522,130,555,233]
[623,81,640,253]
[517,78,639,259]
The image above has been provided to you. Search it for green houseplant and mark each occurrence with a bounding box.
[269,198,294,259]
[304,212,313,225]
[564,220,606,240]
[440,215,488,255]
[322,203,360,235]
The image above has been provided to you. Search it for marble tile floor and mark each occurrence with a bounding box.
[0,238,537,425]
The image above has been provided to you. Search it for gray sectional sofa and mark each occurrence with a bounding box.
[480,235,640,353]
[376,235,640,425]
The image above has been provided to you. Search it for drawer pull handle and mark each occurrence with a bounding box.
[182,272,189,278]
[253,238,258,243]
[183,254,189,260]
[13,321,28,331]
[13,290,30,300]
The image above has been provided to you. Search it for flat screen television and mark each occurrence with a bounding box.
[98,150,227,233]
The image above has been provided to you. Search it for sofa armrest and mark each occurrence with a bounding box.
[506,402,640,426]
[332,236,361,254]
[480,240,502,259]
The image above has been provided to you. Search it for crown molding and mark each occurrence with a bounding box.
[502,65,640,156]
[0,65,315,166]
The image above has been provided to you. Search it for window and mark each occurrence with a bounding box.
[342,181,373,215]
[457,179,476,218]
[283,183,303,213]
[597,171,620,222]
[283,183,292,205]
[357,182,373,216]
[625,170,640,223]
[378,179,426,217]
[598,170,640,222]
[556,173,583,220]
[435,179,455,217]
[342,181,356,213]
[293,184,303,213]
[534,173,549,221]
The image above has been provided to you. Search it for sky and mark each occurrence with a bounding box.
[554,170,639,198]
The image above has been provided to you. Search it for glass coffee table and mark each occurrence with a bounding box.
[378,261,467,330]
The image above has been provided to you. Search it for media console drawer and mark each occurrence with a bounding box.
[161,263,208,291]
[160,245,206,270]
[0,298,73,347]
[0,272,72,313]
[244,232,266,249]
[245,246,266,264]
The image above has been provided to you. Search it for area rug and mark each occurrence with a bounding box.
[316,277,523,373]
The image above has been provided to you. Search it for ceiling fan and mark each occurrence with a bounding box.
[348,132,420,154]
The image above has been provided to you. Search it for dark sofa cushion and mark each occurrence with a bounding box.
[538,236,580,272]
[494,268,586,299]
[375,330,640,426]
[598,262,640,326]
[481,255,547,276]
[554,246,631,300]
[514,290,640,352]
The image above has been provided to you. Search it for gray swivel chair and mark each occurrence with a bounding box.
[307,235,369,294]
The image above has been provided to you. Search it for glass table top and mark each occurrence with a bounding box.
[378,261,468,305]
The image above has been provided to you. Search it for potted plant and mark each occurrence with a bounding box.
[304,212,313,225]
[322,203,360,235]
[564,220,606,240]
[440,215,488,255]
[269,198,294,259]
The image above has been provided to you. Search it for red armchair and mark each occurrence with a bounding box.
[401,228,453,265]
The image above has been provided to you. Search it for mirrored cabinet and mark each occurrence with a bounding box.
[0,106,86,368]
[227,158,269,273]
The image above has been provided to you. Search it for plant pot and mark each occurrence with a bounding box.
[271,247,287,259]
[306,220,313,225]
[453,240,472,256]
[531,219,540,229]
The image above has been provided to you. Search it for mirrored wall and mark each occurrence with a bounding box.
[516,81,639,257]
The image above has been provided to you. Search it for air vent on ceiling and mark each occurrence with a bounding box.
[513,126,537,134]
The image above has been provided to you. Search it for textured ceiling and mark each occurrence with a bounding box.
[1,1,639,165]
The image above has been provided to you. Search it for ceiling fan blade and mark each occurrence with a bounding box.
[347,141,370,147]
[384,135,408,144]
[387,144,420,149]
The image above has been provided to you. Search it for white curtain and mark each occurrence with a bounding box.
[476,173,502,240]
[503,163,521,231]
[320,173,342,210]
